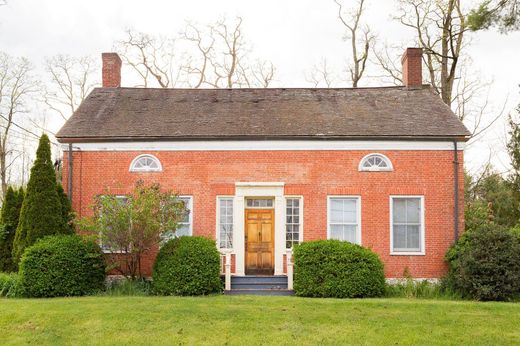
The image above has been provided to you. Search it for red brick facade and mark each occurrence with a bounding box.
[62,148,464,278]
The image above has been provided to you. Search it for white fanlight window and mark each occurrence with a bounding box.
[358,153,393,172]
[129,154,162,172]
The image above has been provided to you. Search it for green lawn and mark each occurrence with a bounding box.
[0,296,519,345]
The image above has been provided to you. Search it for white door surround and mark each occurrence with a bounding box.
[233,182,285,275]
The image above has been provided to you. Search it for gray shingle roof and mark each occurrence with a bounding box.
[56,86,470,142]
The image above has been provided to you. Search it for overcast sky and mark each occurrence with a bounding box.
[0,0,519,173]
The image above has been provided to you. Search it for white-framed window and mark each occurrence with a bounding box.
[129,154,162,172]
[176,196,193,237]
[100,195,128,253]
[390,196,425,255]
[286,197,302,248]
[217,197,234,249]
[358,153,393,172]
[160,196,193,243]
[327,196,361,244]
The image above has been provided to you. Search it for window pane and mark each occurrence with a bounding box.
[330,225,357,243]
[406,225,420,250]
[393,225,407,249]
[343,200,357,223]
[406,199,421,223]
[393,199,406,223]
[176,224,190,237]
[330,199,344,223]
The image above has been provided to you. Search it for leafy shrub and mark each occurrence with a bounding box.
[153,236,222,296]
[19,235,106,298]
[0,272,23,297]
[444,223,520,301]
[293,240,385,298]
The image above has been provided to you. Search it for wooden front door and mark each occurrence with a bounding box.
[245,209,274,275]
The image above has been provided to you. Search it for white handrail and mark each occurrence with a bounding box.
[220,250,232,291]
[286,249,293,291]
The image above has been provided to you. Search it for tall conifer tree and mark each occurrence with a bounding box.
[13,134,65,262]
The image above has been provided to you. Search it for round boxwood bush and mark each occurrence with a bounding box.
[293,239,385,298]
[444,223,520,301]
[19,235,106,297]
[153,236,222,296]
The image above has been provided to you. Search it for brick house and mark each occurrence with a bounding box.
[56,48,470,284]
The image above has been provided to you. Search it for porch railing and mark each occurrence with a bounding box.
[286,249,293,290]
[220,250,232,291]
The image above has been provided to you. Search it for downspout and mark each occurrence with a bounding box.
[453,141,459,241]
[68,143,73,201]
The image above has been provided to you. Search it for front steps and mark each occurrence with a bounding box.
[224,275,294,296]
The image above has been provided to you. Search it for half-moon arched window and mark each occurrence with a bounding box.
[358,153,393,172]
[129,154,162,172]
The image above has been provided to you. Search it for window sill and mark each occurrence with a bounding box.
[102,250,125,254]
[390,251,425,256]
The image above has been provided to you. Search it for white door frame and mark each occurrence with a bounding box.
[234,182,285,275]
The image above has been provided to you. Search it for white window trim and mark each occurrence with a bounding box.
[390,195,425,256]
[129,154,163,172]
[327,196,362,245]
[216,195,234,250]
[100,195,128,254]
[285,196,304,249]
[177,195,193,236]
[358,153,393,172]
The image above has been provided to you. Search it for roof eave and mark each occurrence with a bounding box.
[56,134,471,144]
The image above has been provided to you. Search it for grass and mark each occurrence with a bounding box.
[1,296,519,345]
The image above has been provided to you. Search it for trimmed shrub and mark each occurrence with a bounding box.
[293,240,385,298]
[0,186,24,272]
[13,135,69,263]
[0,272,23,297]
[444,223,520,301]
[153,236,222,296]
[19,235,106,298]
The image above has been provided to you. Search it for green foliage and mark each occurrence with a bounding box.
[79,181,187,279]
[103,278,152,296]
[385,278,461,300]
[0,186,24,272]
[19,235,106,298]
[293,240,385,298]
[57,184,74,234]
[444,223,520,301]
[0,272,23,297]
[13,135,70,263]
[153,236,222,296]
[468,0,520,32]
[507,112,520,221]
[465,170,519,229]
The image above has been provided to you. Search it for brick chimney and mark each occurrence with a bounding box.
[401,48,423,88]
[102,53,122,88]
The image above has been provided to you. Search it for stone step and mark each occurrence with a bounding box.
[224,289,294,296]
[231,282,288,290]
[231,275,288,284]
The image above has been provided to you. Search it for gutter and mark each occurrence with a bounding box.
[453,141,460,241]
[68,143,73,201]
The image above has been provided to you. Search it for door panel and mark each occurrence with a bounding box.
[245,209,274,275]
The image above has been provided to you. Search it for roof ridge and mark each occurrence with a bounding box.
[93,85,432,92]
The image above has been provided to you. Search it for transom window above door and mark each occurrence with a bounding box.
[129,154,162,172]
[246,198,274,208]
